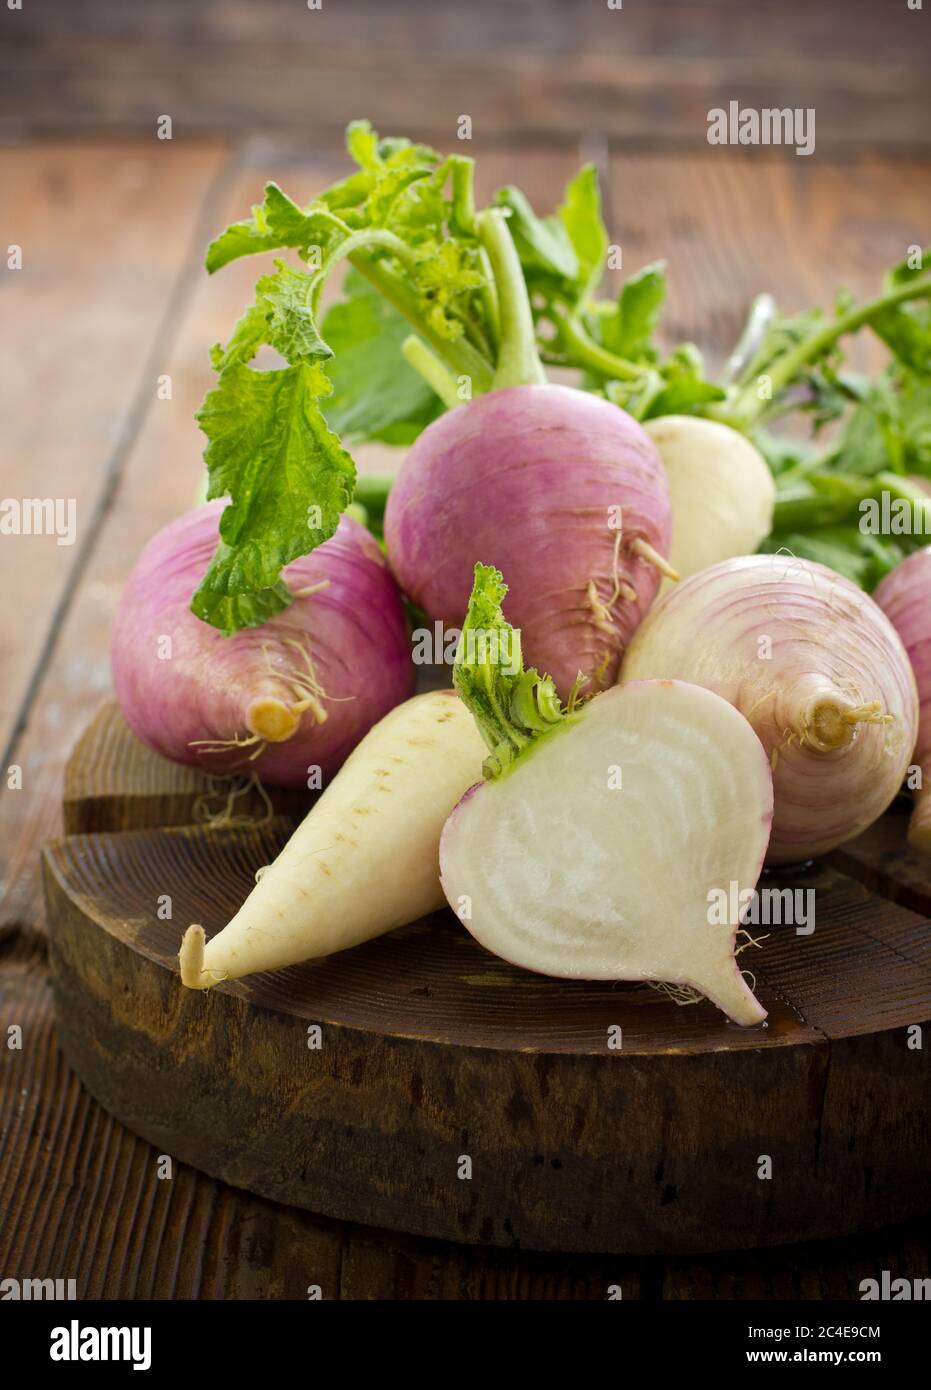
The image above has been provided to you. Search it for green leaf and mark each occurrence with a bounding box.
[210,262,332,372]
[871,302,931,375]
[257,261,331,362]
[643,377,726,418]
[604,262,667,361]
[557,164,608,300]
[493,186,578,284]
[210,301,271,372]
[205,183,344,273]
[192,360,356,633]
[411,239,486,343]
[886,247,931,287]
[346,119,383,173]
[320,269,442,442]
[452,564,569,779]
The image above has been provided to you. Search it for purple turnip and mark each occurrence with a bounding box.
[112,502,413,787]
[383,207,673,699]
[874,546,931,850]
[385,384,672,697]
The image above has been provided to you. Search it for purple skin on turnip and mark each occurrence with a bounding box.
[112,502,414,788]
[385,383,672,699]
[874,545,931,850]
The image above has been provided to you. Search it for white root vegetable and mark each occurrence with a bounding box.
[179,690,487,989]
[643,416,775,590]
[440,567,774,1027]
[622,553,919,863]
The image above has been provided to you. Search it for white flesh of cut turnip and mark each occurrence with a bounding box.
[440,679,774,1026]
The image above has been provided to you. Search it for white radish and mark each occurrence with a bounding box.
[179,690,487,989]
[622,553,919,863]
[643,416,775,589]
[440,566,774,1027]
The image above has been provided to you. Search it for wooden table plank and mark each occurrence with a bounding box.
[0,140,229,765]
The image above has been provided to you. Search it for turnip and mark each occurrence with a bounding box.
[179,690,487,988]
[382,205,674,700]
[874,547,931,850]
[621,554,919,864]
[643,416,775,588]
[385,383,673,699]
[113,502,413,788]
[439,565,774,1026]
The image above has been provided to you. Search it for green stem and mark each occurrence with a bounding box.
[449,157,477,235]
[313,228,420,315]
[350,248,494,390]
[476,208,546,389]
[732,275,931,427]
[722,293,777,386]
[401,335,463,409]
[552,309,645,382]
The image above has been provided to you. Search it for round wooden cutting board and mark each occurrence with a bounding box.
[42,701,931,1255]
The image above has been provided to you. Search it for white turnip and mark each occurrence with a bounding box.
[439,566,774,1026]
[622,554,918,863]
[180,690,488,988]
[874,546,931,850]
[643,415,775,587]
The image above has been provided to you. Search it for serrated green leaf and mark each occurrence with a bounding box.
[452,564,567,779]
[257,261,331,362]
[205,183,344,273]
[192,360,355,633]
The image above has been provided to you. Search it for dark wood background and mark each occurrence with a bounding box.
[1,0,930,1299]
[3,0,930,149]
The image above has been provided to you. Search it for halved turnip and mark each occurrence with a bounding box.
[439,565,774,1026]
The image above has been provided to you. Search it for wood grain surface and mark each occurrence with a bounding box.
[4,1,929,150]
[39,706,931,1255]
[3,130,931,1296]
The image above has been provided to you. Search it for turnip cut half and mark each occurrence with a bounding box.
[441,567,774,1026]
